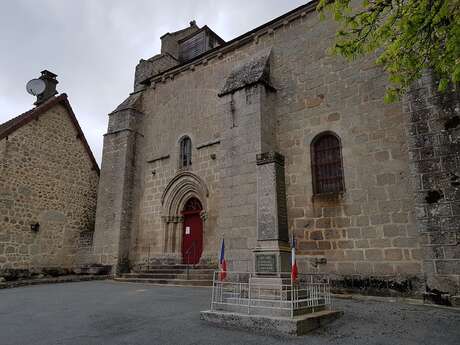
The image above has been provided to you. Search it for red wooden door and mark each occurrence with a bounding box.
[181,198,203,265]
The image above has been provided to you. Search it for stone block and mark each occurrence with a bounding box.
[355,239,369,249]
[343,204,362,216]
[315,218,332,229]
[337,262,356,274]
[392,237,418,248]
[395,263,421,274]
[373,263,395,275]
[298,241,318,251]
[383,224,403,238]
[384,248,403,261]
[435,260,460,275]
[337,241,354,249]
[309,231,323,241]
[324,229,341,240]
[355,262,373,274]
[365,249,383,261]
[334,217,351,228]
[355,216,370,227]
[344,250,364,261]
[346,228,361,239]
[370,214,391,225]
[376,173,396,186]
[375,151,390,161]
[318,241,332,250]
[369,239,392,248]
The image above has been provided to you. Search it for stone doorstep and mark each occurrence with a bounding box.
[200,309,343,336]
[0,275,111,289]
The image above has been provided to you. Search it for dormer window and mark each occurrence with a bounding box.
[179,136,192,168]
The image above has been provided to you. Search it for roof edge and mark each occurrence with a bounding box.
[0,94,100,174]
[141,0,318,85]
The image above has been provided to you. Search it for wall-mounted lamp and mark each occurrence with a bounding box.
[210,154,217,160]
[31,223,40,232]
[152,170,156,176]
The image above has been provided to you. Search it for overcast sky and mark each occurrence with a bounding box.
[0,0,308,164]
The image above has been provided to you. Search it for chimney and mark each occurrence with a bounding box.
[35,70,58,106]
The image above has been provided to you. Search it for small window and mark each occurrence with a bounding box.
[179,136,192,168]
[311,132,344,194]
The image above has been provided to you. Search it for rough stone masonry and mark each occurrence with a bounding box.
[89,1,460,304]
[0,88,99,279]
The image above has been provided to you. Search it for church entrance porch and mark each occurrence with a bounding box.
[159,171,210,266]
[181,198,203,265]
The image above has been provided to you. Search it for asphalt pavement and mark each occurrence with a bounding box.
[0,280,459,345]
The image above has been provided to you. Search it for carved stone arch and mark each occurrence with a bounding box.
[160,172,209,262]
[161,171,209,216]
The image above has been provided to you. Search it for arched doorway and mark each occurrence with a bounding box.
[181,197,203,264]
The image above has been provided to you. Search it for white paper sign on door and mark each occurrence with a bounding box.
[185,226,191,235]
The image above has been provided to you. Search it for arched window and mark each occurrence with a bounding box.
[311,132,344,194]
[179,136,192,168]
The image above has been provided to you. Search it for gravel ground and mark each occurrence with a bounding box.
[0,280,459,345]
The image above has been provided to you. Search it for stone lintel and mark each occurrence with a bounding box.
[256,151,284,166]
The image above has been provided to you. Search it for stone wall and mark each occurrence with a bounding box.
[0,104,99,275]
[97,3,428,295]
[92,103,144,273]
[268,15,422,290]
[406,73,460,303]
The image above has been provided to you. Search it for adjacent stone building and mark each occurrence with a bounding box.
[92,1,459,303]
[0,71,99,278]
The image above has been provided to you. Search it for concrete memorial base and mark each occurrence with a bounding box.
[200,309,343,336]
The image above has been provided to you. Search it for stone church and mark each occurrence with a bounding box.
[92,1,460,303]
[0,71,99,278]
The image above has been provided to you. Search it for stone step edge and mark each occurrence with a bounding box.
[114,277,212,283]
[113,278,212,288]
[135,266,217,270]
[129,269,216,273]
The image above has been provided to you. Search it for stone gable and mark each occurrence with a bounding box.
[0,101,99,274]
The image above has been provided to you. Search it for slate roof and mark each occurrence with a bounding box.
[0,93,99,173]
[111,91,143,114]
[218,48,274,97]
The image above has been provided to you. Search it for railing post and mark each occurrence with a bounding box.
[248,275,251,315]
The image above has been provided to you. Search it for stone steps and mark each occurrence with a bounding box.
[130,269,216,274]
[117,264,217,287]
[121,272,214,280]
[134,264,215,271]
[114,277,213,287]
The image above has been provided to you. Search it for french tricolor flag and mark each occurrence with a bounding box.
[219,238,227,281]
[291,237,298,282]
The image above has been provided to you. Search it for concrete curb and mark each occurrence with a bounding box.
[332,293,460,312]
[0,275,111,289]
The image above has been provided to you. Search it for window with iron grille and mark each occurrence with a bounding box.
[179,136,192,168]
[311,132,344,194]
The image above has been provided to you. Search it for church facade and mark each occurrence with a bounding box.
[92,2,460,302]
